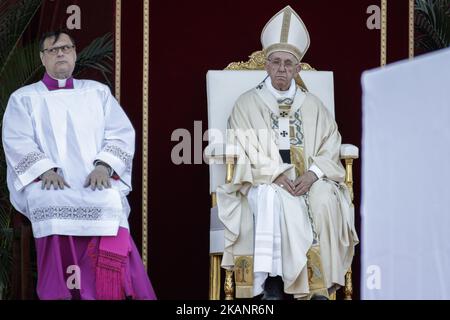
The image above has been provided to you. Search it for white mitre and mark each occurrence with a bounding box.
[261,5,310,62]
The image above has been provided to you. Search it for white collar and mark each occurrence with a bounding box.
[264,77,296,101]
[47,73,68,88]
[57,79,67,88]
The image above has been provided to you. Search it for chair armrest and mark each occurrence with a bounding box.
[205,143,240,163]
[340,144,359,160]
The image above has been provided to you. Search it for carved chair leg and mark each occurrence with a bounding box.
[209,254,221,300]
[224,269,234,300]
[344,268,353,300]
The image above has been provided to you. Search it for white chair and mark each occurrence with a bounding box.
[205,51,358,300]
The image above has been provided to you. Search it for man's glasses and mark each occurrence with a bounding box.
[41,45,75,56]
[267,58,298,70]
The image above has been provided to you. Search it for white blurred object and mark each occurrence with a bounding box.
[361,48,450,299]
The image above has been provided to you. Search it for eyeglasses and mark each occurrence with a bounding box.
[267,58,298,70]
[41,45,75,55]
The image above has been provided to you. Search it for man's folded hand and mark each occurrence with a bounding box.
[40,169,70,190]
[273,174,296,196]
[293,171,318,196]
[84,164,111,191]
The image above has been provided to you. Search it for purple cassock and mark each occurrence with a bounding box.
[33,73,156,300]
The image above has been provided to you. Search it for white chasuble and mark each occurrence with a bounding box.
[2,80,135,238]
[217,81,358,298]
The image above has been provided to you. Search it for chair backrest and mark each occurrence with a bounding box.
[206,69,335,193]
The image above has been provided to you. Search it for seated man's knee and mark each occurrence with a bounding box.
[308,180,337,220]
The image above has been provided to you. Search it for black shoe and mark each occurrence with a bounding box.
[310,294,329,300]
[262,276,284,300]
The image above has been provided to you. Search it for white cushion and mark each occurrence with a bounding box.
[340,144,359,159]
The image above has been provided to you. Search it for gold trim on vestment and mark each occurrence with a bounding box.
[280,8,291,43]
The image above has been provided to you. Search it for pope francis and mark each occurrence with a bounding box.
[217,6,359,300]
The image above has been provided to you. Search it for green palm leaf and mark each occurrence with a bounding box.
[74,33,114,87]
[0,41,43,111]
[0,227,13,296]
[415,0,450,53]
[0,0,42,75]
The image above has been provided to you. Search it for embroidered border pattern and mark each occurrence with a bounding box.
[14,151,46,175]
[103,144,132,171]
[270,112,279,130]
[290,111,304,146]
[30,206,103,222]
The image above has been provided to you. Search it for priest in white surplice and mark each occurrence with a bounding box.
[217,6,359,300]
[1,31,156,300]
